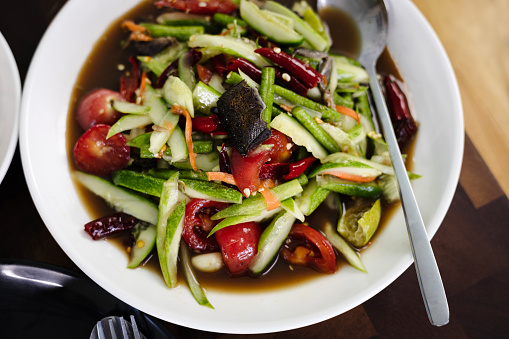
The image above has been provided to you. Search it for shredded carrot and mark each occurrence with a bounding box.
[207,172,237,186]
[121,20,152,42]
[260,188,281,211]
[219,26,235,36]
[335,105,361,124]
[139,71,148,98]
[171,104,197,171]
[322,170,377,183]
[121,20,146,33]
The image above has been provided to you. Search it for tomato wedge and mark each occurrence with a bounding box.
[231,129,292,196]
[215,222,262,276]
[183,199,230,253]
[281,223,337,273]
[73,124,130,177]
[155,0,238,15]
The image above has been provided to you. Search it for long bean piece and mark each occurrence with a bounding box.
[260,67,276,124]
[274,85,343,122]
[291,106,341,153]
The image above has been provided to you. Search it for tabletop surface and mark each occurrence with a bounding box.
[1,1,508,338]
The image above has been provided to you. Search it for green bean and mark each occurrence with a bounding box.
[192,140,214,154]
[140,23,204,41]
[354,90,375,130]
[271,105,285,118]
[274,85,343,122]
[212,13,247,27]
[290,106,341,153]
[260,67,276,124]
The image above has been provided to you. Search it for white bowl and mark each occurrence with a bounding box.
[20,0,463,334]
[0,31,21,184]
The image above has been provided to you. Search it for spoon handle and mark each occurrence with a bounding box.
[365,65,449,326]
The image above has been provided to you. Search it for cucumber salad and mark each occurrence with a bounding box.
[71,0,419,308]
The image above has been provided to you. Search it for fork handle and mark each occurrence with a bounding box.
[365,64,449,327]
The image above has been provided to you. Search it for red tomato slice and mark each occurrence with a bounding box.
[281,223,337,273]
[183,199,230,253]
[76,88,125,130]
[215,222,262,276]
[73,124,130,177]
[231,130,292,196]
[154,0,237,15]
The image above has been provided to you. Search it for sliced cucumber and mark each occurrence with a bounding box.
[270,113,328,160]
[211,179,303,220]
[280,198,305,222]
[188,34,270,68]
[148,168,209,181]
[264,1,328,51]
[166,125,188,163]
[323,152,395,175]
[295,177,330,216]
[332,54,369,83]
[156,173,181,287]
[192,81,221,116]
[73,171,158,225]
[112,170,165,197]
[308,160,382,179]
[112,100,150,114]
[323,222,366,272]
[179,178,243,204]
[172,151,219,171]
[240,0,303,45]
[107,114,152,139]
[316,174,382,198]
[319,122,360,156]
[162,76,194,117]
[210,207,283,234]
[249,210,296,274]
[137,43,188,77]
[127,222,157,268]
[180,241,214,308]
[162,200,186,288]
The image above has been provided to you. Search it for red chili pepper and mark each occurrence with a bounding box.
[84,212,138,240]
[196,64,213,84]
[283,156,317,180]
[255,47,323,89]
[227,58,308,96]
[227,58,262,82]
[210,54,234,76]
[154,0,237,15]
[383,75,418,149]
[192,114,226,135]
[120,57,139,102]
[156,58,179,88]
[273,66,308,97]
[259,156,316,181]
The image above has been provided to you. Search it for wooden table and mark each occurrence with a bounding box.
[1,1,508,337]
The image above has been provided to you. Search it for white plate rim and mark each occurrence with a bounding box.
[0,31,21,185]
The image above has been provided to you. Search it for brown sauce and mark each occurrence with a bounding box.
[67,1,417,293]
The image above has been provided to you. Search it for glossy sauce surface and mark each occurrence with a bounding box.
[67,1,414,292]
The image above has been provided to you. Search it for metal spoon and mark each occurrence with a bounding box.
[316,0,449,326]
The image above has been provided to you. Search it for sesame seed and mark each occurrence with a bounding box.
[199,2,207,7]
[117,64,125,71]
[314,117,323,124]
[286,143,292,150]
[273,47,281,53]
[282,73,291,82]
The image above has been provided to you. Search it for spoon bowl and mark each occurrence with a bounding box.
[317,0,449,327]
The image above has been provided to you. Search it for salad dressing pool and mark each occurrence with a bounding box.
[66,0,416,293]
